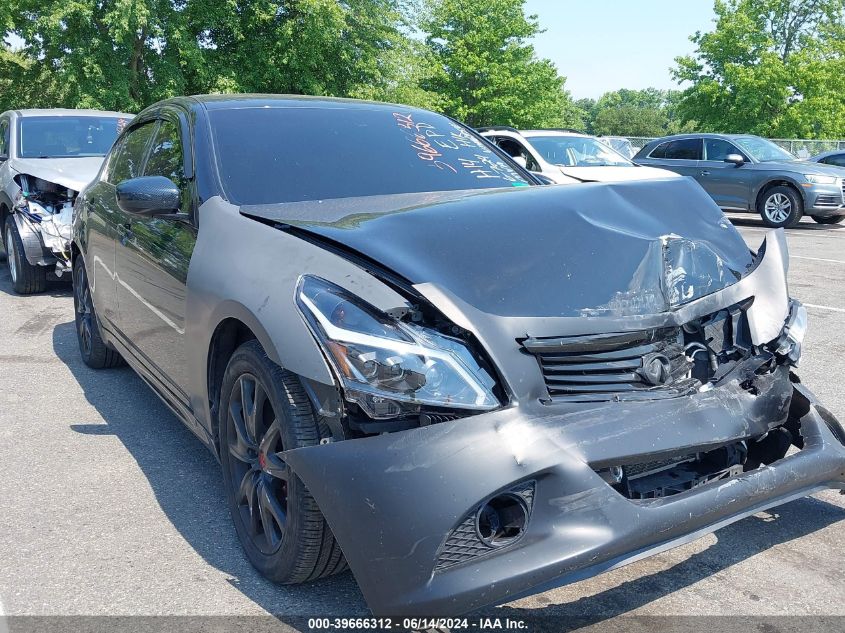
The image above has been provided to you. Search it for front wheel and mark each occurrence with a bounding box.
[4,215,47,294]
[758,186,803,228]
[811,214,845,225]
[219,340,346,583]
[73,257,124,368]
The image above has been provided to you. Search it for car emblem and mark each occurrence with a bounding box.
[639,353,672,386]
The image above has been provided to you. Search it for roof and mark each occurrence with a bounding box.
[183,93,423,113]
[521,129,588,138]
[644,132,764,143]
[11,108,133,118]
[810,149,845,160]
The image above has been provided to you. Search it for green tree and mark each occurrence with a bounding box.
[587,88,696,136]
[422,0,580,128]
[592,104,667,137]
[673,0,845,137]
[1,0,417,112]
[196,0,411,98]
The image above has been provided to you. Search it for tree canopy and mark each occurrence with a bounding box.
[0,0,578,129]
[421,0,580,128]
[673,0,845,138]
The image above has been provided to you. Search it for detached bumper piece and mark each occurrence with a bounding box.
[283,380,845,616]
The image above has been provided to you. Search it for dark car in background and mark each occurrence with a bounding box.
[809,149,845,169]
[634,133,845,227]
[71,95,845,616]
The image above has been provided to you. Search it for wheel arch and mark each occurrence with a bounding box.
[755,178,805,211]
[205,305,281,452]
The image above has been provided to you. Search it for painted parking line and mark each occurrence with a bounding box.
[804,303,845,314]
[735,226,845,239]
[793,255,845,264]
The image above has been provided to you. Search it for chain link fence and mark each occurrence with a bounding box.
[625,136,845,158]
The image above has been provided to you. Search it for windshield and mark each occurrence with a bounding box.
[18,116,129,159]
[527,135,633,167]
[734,137,796,162]
[209,106,531,205]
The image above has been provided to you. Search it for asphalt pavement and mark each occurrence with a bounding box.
[0,213,843,630]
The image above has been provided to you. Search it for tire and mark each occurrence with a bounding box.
[811,214,845,225]
[73,256,124,368]
[4,215,47,294]
[757,185,803,228]
[219,339,346,583]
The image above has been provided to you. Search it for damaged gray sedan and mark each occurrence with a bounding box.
[71,95,845,617]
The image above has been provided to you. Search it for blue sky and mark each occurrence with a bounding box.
[525,0,716,99]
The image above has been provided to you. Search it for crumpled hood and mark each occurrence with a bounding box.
[241,178,754,318]
[557,164,681,182]
[11,156,105,192]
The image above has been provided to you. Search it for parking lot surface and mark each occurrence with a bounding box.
[0,214,843,629]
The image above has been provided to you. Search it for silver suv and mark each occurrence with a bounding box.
[634,133,845,228]
[0,109,132,293]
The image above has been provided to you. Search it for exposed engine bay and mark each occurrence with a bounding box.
[13,173,77,275]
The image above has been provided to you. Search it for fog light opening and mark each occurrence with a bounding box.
[476,493,528,547]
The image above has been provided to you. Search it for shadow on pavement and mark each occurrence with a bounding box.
[52,320,845,630]
[51,320,367,625]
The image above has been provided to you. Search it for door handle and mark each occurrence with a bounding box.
[700,170,711,176]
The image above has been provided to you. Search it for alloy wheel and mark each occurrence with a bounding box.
[764,193,792,224]
[226,373,289,555]
[74,264,94,357]
[6,227,17,284]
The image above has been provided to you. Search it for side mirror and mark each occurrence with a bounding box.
[511,155,528,169]
[725,153,745,166]
[116,176,180,216]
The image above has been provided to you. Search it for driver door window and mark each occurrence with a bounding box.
[704,139,747,162]
[109,122,158,184]
[143,119,190,213]
[496,138,541,172]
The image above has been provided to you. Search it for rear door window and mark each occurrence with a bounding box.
[660,139,702,160]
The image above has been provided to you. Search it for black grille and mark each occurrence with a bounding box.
[523,329,695,402]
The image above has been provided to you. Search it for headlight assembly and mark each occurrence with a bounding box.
[805,174,837,185]
[775,300,808,366]
[296,275,499,418]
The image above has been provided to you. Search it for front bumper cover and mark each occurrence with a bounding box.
[283,378,845,616]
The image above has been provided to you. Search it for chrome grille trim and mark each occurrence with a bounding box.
[524,328,696,403]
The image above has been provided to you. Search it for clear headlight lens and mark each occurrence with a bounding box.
[805,174,837,185]
[296,276,499,417]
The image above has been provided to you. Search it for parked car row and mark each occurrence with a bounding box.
[2,96,845,618]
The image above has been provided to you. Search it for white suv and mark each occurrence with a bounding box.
[479,127,677,184]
